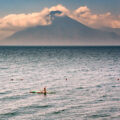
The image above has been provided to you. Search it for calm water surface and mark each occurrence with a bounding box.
[0,46,120,120]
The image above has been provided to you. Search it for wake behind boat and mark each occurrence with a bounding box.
[30,91,56,94]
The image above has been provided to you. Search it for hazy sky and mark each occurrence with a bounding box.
[0,0,120,45]
[0,0,120,17]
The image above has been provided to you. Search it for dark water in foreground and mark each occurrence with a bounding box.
[0,46,120,120]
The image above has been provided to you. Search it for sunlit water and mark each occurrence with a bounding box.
[0,46,120,120]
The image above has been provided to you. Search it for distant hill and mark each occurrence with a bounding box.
[1,11,120,45]
[102,27,120,36]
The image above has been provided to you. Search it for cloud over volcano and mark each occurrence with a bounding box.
[0,4,120,40]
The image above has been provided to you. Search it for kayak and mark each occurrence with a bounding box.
[30,91,55,94]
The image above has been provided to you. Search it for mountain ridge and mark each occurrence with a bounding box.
[1,12,120,45]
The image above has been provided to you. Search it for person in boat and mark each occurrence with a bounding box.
[30,87,47,94]
[41,87,47,94]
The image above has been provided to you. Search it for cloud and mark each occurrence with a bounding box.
[0,8,50,31]
[49,4,70,15]
[0,4,120,40]
[0,7,52,40]
[72,6,120,28]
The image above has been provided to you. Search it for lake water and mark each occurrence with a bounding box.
[0,46,120,120]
